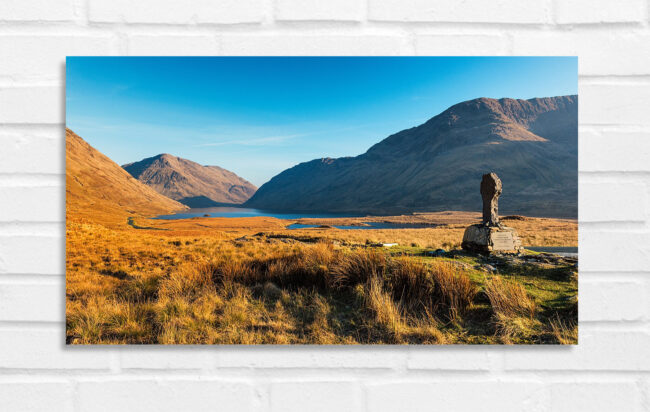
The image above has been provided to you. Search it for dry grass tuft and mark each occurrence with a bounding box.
[484,276,540,343]
[484,276,536,319]
[364,276,406,338]
[550,316,578,344]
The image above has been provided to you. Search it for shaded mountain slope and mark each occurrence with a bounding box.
[246,96,578,218]
[66,129,186,225]
[123,154,257,207]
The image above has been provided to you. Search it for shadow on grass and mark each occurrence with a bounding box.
[99,268,132,280]
[127,217,167,230]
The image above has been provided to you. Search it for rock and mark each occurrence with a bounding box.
[427,248,446,257]
[461,172,523,254]
[483,264,496,272]
[481,172,502,226]
[462,225,523,253]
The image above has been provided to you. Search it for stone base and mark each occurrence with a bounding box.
[461,224,523,254]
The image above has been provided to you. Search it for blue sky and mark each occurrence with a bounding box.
[66,57,577,187]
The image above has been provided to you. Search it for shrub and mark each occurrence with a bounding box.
[329,249,388,288]
[429,262,476,320]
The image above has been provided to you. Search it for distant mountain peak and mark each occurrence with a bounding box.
[123,154,256,207]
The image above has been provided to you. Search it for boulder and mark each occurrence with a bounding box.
[461,224,523,254]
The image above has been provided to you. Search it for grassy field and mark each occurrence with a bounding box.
[66,212,577,344]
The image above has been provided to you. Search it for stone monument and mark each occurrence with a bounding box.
[461,173,523,254]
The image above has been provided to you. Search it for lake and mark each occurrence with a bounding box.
[155,207,438,230]
[155,207,365,220]
[287,222,437,230]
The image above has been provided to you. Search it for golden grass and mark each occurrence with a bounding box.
[66,209,577,344]
[550,316,578,345]
[484,276,537,319]
[124,210,576,249]
[483,276,555,344]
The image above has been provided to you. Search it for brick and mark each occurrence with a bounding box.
[579,180,646,222]
[0,382,73,412]
[0,36,115,82]
[220,34,411,55]
[0,282,63,322]
[580,83,650,126]
[120,349,213,370]
[275,0,365,21]
[0,0,75,22]
[580,130,650,171]
[127,35,219,55]
[580,280,646,321]
[0,127,63,174]
[76,379,255,412]
[366,381,546,411]
[407,347,493,370]
[579,231,650,272]
[215,347,405,369]
[368,0,550,23]
[0,329,111,369]
[549,382,642,411]
[0,187,64,222]
[415,34,508,55]
[0,236,63,275]
[512,32,650,75]
[0,87,62,124]
[504,329,650,370]
[89,0,265,24]
[555,0,645,24]
[271,381,361,412]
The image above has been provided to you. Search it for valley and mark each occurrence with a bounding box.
[65,94,578,345]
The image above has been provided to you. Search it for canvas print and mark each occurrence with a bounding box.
[66,57,577,344]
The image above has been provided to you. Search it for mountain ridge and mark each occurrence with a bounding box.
[245,95,578,218]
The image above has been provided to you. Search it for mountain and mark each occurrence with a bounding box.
[66,129,186,224]
[246,95,578,218]
[123,154,257,207]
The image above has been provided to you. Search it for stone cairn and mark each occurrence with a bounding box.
[461,172,523,254]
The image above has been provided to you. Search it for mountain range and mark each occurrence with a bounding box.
[123,154,257,207]
[245,95,578,218]
[67,94,578,221]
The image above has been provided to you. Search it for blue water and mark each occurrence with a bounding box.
[287,222,437,230]
[155,207,365,220]
[526,246,578,258]
[155,208,437,230]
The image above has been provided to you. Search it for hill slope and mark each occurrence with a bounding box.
[123,154,257,207]
[66,129,186,225]
[246,95,578,218]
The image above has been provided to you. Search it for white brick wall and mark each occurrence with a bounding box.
[1,0,648,410]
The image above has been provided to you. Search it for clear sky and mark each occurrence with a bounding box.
[66,57,577,187]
